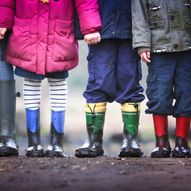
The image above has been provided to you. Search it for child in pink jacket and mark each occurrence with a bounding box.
[0,0,101,157]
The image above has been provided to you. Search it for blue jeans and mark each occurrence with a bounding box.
[146,50,191,117]
[0,38,14,80]
[83,39,144,104]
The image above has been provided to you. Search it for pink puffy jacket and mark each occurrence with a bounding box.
[0,0,101,75]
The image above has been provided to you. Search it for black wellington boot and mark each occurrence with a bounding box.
[25,109,45,157]
[172,137,190,158]
[150,135,171,158]
[45,111,66,157]
[0,80,18,157]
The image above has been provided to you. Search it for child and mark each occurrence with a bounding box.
[0,32,18,156]
[0,0,101,157]
[132,0,191,158]
[75,0,145,158]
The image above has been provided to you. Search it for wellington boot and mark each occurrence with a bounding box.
[0,80,18,157]
[75,103,106,158]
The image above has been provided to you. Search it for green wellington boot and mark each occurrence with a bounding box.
[119,103,143,157]
[75,103,106,157]
[0,80,18,157]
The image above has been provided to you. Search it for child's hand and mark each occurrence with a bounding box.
[0,28,7,40]
[84,32,101,45]
[140,51,151,63]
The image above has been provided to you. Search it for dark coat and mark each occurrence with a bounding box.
[75,0,132,39]
[132,0,191,53]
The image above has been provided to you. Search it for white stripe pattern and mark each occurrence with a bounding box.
[48,78,67,112]
[23,78,42,110]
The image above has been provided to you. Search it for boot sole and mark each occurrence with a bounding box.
[75,148,104,158]
[119,151,143,158]
[172,152,190,158]
[45,150,66,158]
[150,151,171,158]
[0,147,18,157]
[25,150,45,158]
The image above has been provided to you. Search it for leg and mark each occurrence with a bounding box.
[116,40,144,104]
[83,40,117,103]
[45,78,67,157]
[116,40,144,157]
[76,41,117,157]
[23,78,44,157]
[0,37,18,157]
[172,51,191,157]
[146,53,175,157]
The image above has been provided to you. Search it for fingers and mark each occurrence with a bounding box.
[0,28,7,40]
[84,32,101,45]
[140,51,151,63]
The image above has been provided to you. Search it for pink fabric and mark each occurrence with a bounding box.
[0,0,101,75]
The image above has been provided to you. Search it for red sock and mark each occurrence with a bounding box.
[153,115,168,137]
[176,117,191,141]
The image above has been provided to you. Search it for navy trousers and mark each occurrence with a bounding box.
[83,39,144,104]
[146,50,191,117]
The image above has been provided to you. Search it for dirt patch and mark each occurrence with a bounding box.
[0,156,190,191]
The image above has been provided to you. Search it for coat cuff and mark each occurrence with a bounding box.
[137,47,151,55]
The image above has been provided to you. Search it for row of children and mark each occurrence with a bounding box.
[0,0,190,158]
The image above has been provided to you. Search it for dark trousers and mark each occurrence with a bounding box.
[146,50,191,117]
[83,39,144,104]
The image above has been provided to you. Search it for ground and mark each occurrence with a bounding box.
[0,156,191,191]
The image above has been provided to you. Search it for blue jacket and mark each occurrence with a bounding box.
[75,0,132,39]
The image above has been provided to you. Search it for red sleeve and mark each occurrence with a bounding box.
[74,0,102,34]
[0,0,15,29]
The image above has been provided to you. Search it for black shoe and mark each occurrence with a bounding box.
[75,142,104,158]
[118,136,143,158]
[172,137,190,158]
[150,147,171,158]
[45,145,66,158]
[0,145,18,157]
[119,147,143,157]
[25,145,45,157]
[172,146,190,158]
[0,137,18,157]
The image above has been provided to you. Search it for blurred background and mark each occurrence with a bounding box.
[15,41,176,157]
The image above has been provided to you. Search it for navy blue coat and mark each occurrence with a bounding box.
[74,0,132,39]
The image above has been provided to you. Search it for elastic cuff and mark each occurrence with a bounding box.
[121,103,140,112]
[85,102,106,113]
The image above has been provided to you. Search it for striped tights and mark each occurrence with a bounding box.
[23,78,67,111]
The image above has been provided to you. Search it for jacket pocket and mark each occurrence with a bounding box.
[7,17,33,61]
[148,0,165,29]
[53,19,78,62]
[183,1,191,25]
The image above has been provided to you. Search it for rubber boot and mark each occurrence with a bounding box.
[25,109,45,157]
[119,103,143,157]
[150,115,171,158]
[0,80,18,157]
[75,103,106,158]
[172,117,191,158]
[45,110,66,157]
